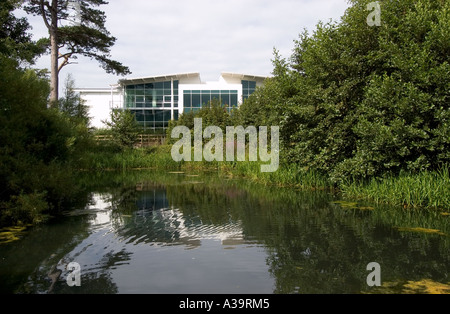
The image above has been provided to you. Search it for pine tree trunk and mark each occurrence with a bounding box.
[49,31,58,107]
[49,0,59,108]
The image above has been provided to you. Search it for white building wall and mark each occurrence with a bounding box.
[76,88,121,129]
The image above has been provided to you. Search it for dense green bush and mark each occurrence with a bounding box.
[239,0,449,183]
[0,56,95,226]
[0,58,63,224]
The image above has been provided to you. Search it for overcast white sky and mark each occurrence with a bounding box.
[19,0,351,89]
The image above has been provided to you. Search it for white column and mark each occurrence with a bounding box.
[171,78,174,120]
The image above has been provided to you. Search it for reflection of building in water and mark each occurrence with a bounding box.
[84,188,251,249]
[135,189,169,211]
[132,186,250,249]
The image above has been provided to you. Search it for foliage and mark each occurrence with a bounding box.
[238,0,450,184]
[59,74,90,126]
[77,144,181,171]
[0,56,83,226]
[340,165,450,209]
[0,7,97,226]
[166,98,234,145]
[0,0,46,64]
[23,0,131,103]
[102,109,140,150]
[58,73,96,162]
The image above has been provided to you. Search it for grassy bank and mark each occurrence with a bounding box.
[218,162,332,190]
[80,143,332,189]
[83,144,449,210]
[77,144,181,171]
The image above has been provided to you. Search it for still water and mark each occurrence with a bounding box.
[1,171,449,294]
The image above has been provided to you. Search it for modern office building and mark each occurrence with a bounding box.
[76,72,267,131]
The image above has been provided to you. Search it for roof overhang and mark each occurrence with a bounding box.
[118,72,201,86]
[73,87,117,94]
[220,72,269,81]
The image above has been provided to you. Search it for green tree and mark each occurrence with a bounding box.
[58,73,95,161]
[102,109,140,150]
[344,0,450,179]
[59,73,90,126]
[0,5,89,226]
[24,0,131,106]
[239,0,449,183]
[0,56,80,225]
[0,0,46,64]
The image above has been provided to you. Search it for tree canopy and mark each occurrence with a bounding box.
[0,1,97,225]
[24,0,131,105]
[238,0,449,183]
[0,0,46,63]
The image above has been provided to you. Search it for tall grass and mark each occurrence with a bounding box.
[221,162,333,190]
[76,144,181,171]
[340,165,450,209]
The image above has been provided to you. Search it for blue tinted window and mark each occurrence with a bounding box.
[231,94,238,106]
[192,94,201,107]
[184,93,191,108]
[201,94,210,105]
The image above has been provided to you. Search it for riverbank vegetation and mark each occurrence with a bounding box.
[77,146,450,209]
[1,0,449,227]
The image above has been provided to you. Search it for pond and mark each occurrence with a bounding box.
[0,170,449,294]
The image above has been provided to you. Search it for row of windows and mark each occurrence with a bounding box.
[242,80,256,89]
[124,80,256,109]
[122,80,258,127]
[183,90,239,112]
[125,80,179,109]
[130,109,178,130]
[125,95,179,108]
[126,81,179,91]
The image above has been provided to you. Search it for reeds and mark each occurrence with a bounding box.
[76,145,181,171]
[340,165,450,209]
[220,162,333,190]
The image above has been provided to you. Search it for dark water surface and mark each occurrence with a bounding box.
[1,171,449,294]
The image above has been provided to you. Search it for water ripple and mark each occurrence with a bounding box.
[115,207,252,249]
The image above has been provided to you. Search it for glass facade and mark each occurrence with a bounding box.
[125,80,178,109]
[119,77,260,131]
[242,80,256,102]
[129,109,175,130]
[124,80,178,131]
[183,90,239,113]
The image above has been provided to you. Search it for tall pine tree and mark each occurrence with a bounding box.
[24,0,131,107]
